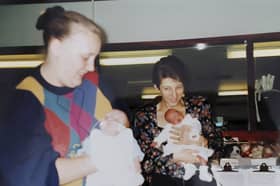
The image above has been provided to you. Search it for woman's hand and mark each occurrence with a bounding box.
[133,158,142,173]
[172,148,199,164]
[169,125,208,147]
[172,149,209,164]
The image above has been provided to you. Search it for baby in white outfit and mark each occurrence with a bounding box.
[154,108,213,182]
[80,109,144,186]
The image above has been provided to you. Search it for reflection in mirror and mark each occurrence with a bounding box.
[0,53,43,89]
[99,43,249,130]
[254,41,280,130]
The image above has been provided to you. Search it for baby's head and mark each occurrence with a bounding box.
[104,109,129,127]
[100,109,129,136]
[164,109,184,125]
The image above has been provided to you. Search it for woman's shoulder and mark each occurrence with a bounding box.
[184,95,209,105]
[134,96,160,114]
[134,102,156,115]
[1,88,45,132]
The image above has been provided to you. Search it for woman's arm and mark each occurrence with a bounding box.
[188,96,224,160]
[170,96,223,161]
[0,90,60,186]
[56,156,97,184]
[132,108,182,177]
[172,149,200,163]
[0,90,99,185]
[169,125,208,164]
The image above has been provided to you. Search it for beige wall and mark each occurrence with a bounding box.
[0,2,93,47]
[0,0,280,46]
[94,0,280,43]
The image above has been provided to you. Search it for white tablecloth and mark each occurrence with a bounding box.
[212,167,280,186]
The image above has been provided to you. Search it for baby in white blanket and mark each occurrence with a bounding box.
[80,109,144,186]
[154,108,214,182]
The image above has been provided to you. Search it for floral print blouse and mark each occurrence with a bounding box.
[132,96,223,183]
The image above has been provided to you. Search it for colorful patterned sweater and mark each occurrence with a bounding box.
[0,67,112,186]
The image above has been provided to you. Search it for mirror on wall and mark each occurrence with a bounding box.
[1,33,280,131]
[99,43,249,130]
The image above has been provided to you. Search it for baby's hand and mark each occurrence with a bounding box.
[197,155,208,165]
[133,158,142,173]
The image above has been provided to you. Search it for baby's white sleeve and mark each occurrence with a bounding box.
[132,137,144,161]
[78,128,99,156]
[153,124,172,145]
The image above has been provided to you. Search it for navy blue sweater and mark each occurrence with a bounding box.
[0,89,59,186]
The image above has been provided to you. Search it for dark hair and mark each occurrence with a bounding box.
[36,6,105,48]
[152,55,186,88]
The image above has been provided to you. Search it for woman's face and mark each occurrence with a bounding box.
[53,27,101,88]
[159,77,184,107]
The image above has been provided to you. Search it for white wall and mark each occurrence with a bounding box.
[94,0,280,43]
[0,0,280,46]
[0,2,93,47]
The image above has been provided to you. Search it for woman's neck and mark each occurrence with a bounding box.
[40,62,62,87]
[158,100,185,113]
[156,99,185,127]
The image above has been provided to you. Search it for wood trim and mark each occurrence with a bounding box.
[1,32,280,53]
[0,0,91,5]
[246,40,257,131]
[0,46,44,55]
[222,131,280,142]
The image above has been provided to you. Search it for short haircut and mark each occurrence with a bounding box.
[152,55,186,88]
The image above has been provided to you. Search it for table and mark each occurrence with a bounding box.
[212,167,280,186]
